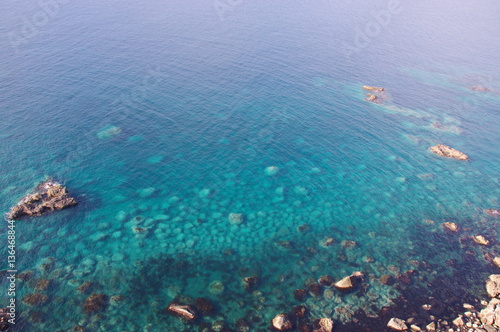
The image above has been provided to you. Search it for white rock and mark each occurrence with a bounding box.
[387,318,408,331]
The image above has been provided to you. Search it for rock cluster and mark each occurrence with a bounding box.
[7,180,77,220]
[83,293,108,314]
[271,313,293,331]
[429,144,469,161]
[363,85,386,104]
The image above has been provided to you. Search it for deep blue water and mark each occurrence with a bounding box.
[1,0,499,331]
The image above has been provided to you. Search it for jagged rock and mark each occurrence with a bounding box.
[494,257,500,269]
[429,144,469,160]
[334,276,353,290]
[442,222,459,232]
[473,235,490,246]
[425,322,436,331]
[271,313,293,331]
[452,316,464,326]
[166,303,197,321]
[7,180,77,220]
[313,318,334,332]
[485,209,500,218]
[486,275,500,298]
[83,293,108,314]
[387,317,408,331]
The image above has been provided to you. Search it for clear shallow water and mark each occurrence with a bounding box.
[0,0,499,331]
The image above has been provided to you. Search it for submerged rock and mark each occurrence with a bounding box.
[7,180,77,220]
[485,209,500,218]
[271,313,293,331]
[242,276,259,291]
[208,280,224,294]
[22,293,48,306]
[264,166,280,176]
[83,293,108,314]
[318,275,334,288]
[166,303,197,321]
[228,213,244,225]
[387,317,408,331]
[429,144,469,160]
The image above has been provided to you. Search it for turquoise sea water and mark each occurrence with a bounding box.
[1,0,499,331]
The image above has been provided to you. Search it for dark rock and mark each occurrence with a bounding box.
[291,305,307,318]
[243,276,259,291]
[318,275,334,288]
[7,180,77,220]
[194,297,214,316]
[235,318,250,332]
[308,283,322,297]
[77,281,94,294]
[167,303,197,321]
[17,271,33,281]
[294,289,307,302]
[83,293,108,314]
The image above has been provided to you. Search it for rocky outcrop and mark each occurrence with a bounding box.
[271,313,293,331]
[486,275,500,298]
[166,303,197,321]
[7,180,77,220]
[429,144,469,160]
[363,86,386,104]
[479,299,500,327]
